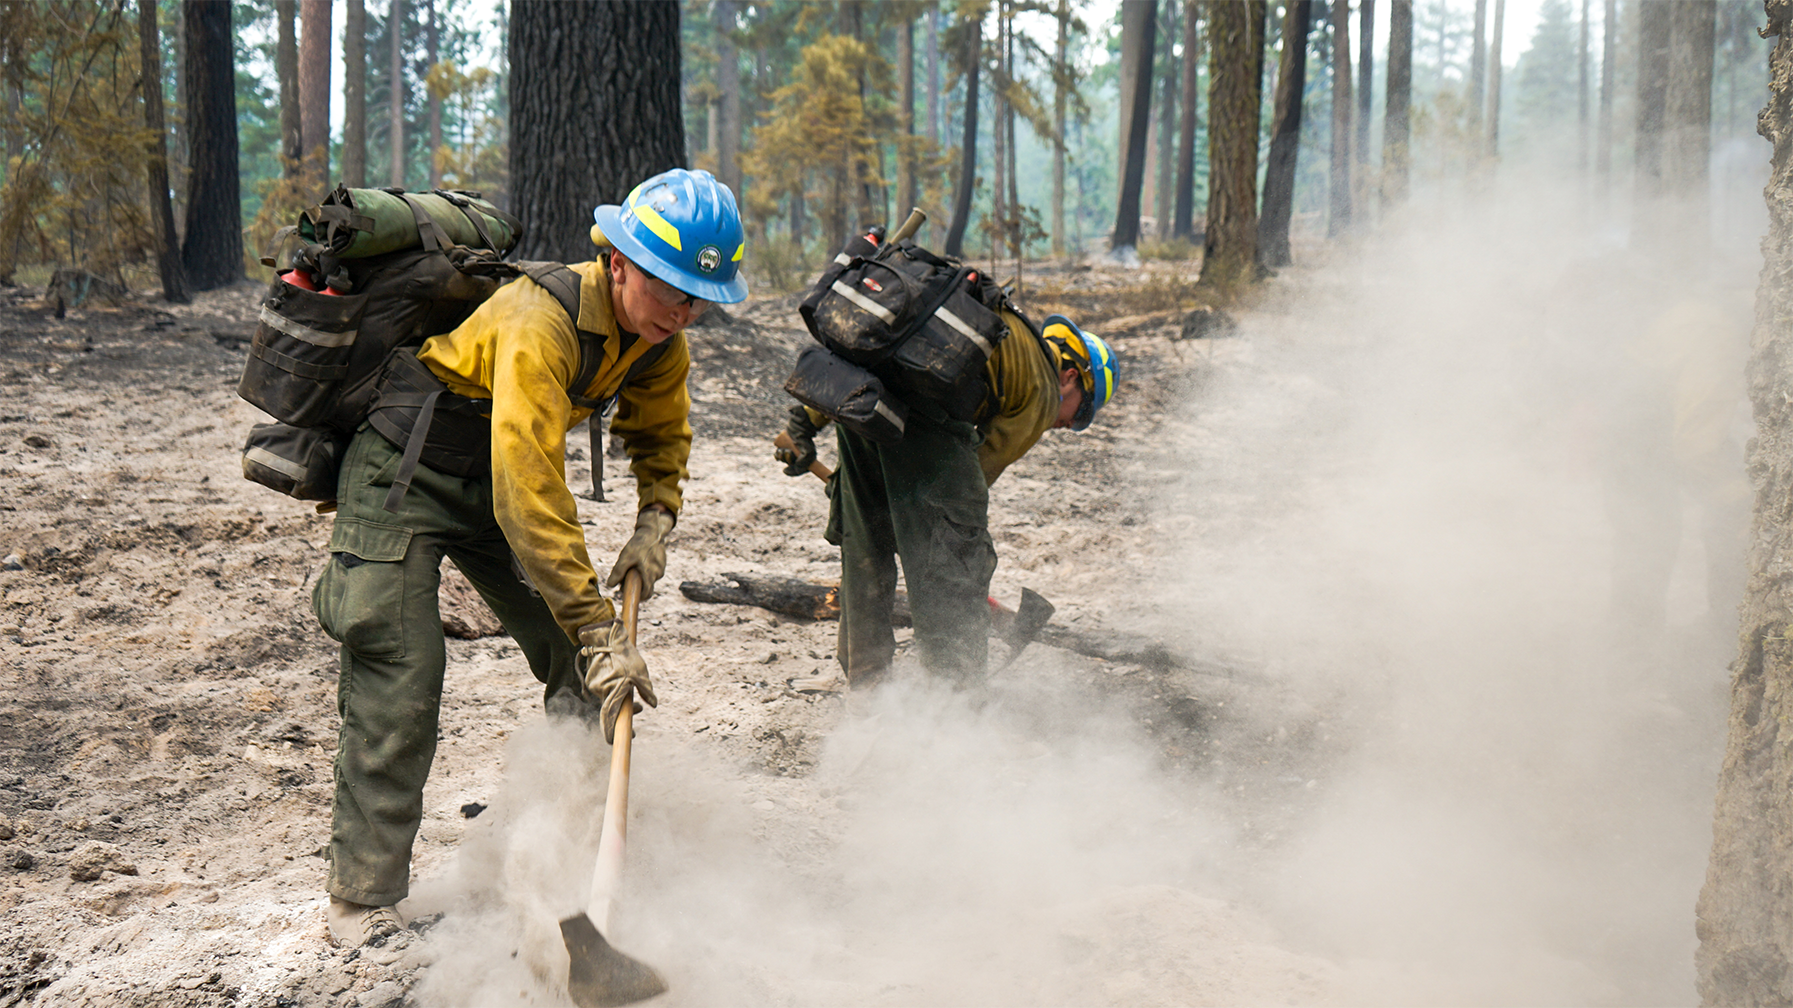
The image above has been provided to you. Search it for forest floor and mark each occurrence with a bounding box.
[0,232,1737,1007]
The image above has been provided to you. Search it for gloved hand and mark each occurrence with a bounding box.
[605,506,674,600]
[775,405,821,477]
[576,620,657,744]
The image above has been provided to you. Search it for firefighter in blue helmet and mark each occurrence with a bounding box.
[777,308,1117,690]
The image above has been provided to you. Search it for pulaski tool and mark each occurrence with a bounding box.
[559,569,668,1008]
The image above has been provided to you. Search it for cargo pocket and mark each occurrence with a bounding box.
[313,517,414,659]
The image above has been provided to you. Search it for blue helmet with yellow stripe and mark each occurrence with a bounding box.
[592,168,748,304]
[1042,314,1116,431]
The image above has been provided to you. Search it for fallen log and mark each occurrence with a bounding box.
[678,573,1240,679]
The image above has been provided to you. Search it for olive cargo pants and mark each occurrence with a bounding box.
[827,406,996,687]
[312,427,583,906]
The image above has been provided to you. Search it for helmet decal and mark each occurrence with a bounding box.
[629,202,683,251]
[696,245,721,274]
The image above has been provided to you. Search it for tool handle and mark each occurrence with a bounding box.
[589,568,644,932]
[888,207,927,246]
[773,431,834,482]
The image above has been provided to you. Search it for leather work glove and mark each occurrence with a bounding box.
[776,404,821,477]
[577,620,657,744]
[605,506,674,600]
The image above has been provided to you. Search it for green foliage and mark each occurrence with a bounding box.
[0,0,160,286]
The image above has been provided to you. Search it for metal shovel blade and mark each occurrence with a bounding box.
[560,912,668,1008]
[999,588,1056,667]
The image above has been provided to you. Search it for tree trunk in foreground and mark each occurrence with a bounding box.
[1199,0,1264,287]
[298,0,332,195]
[510,0,685,262]
[1112,0,1158,252]
[1697,3,1793,1002]
[1259,0,1311,268]
[139,0,188,303]
[181,0,242,291]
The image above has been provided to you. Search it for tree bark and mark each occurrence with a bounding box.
[1259,0,1311,267]
[425,0,441,188]
[510,0,686,263]
[927,2,941,146]
[139,0,187,302]
[896,10,916,216]
[944,6,981,258]
[1664,0,1715,265]
[717,0,741,196]
[276,0,300,175]
[1153,2,1177,237]
[1595,0,1615,192]
[181,0,242,291]
[1053,0,1070,254]
[1697,3,1793,1002]
[342,0,367,188]
[1198,0,1264,286]
[1578,0,1589,174]
[1329,0,1352,237]
[1632,0,1672,238]
[1383,0,1412,205]
[1469,0,1486,135]
[1112,0,1158,252]
[1173,0,1201,240]
[299,0,332,195]
[389,0,405,188]
[1487,0,1504,156]
[1356,0,1373,172]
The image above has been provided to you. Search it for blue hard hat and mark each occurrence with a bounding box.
[592,168,748,304]
[1042,314,1116,430]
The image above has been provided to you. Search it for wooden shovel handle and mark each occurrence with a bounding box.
[590,567,643,932]
[774,430,834,482]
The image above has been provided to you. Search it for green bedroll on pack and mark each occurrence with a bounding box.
[297,185,523,259]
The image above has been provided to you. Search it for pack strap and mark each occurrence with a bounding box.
[395,192,449,253]
[382,388,442,513]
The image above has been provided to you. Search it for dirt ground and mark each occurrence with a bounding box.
[0,232,1730,1007]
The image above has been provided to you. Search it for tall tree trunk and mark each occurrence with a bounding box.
[1173,0,1201,240]
[993,4,1008,262]
[1595,0,1615,193]
[927,2,941,147]
[299,0,332,195]
[389,0,406,187]
[276,0,300,175]
[944,6,980,258]
[1633,0,1672,238]
[425,0,441,187]
[1383,0,1412,205]
[717,0,741,195]
[1199,0,1264,286]
[1697,3,1793,1002]
[1356,0,1374,170]
[1487,0,1504,157]
[509,0,685,262]
[1469,0,1486,136]
[1329,0,1352,237]
[1053,0,1070,254]
[342,0,367,188]
[1112,0,1158,252]
[1006,7,1020,266]
[139,0,187,302]
[1665,0,1715,264]
[897,9,915,216]
[181,0,242,291]
[1260,0,1311,267]
[1578,0,1590,174]
[1155,3,1179,239]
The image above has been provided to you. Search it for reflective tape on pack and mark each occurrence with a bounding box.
[244,444,310,480]
[874,398,905,433]
[259,306,358,348]
[830,280,897,324]
[932,306,994,356]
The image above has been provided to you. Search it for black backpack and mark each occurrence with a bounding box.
[791,232,1010,434]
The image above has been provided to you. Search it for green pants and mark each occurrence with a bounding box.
[827,406,996,687]
[312,426,581,905]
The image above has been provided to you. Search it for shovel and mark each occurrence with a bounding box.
[559,569,668,1007]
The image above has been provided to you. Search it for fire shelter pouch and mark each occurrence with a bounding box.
[241,422,346,501]
[783,344,908,445]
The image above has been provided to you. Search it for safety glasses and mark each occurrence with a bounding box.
[629,260,713,316]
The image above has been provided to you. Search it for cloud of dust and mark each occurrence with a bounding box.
[400,161,1762,1008]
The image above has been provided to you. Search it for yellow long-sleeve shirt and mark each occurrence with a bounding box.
[415,259,692,639]
[975,310,1062,486]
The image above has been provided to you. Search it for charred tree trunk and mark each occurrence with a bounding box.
[1487,0,1505,157]
[1259,0,1311,268]
[1633,0,1672,238]
[1356,0,1373,176]
[299,0,332,194]
[389,0,406,188]
[1697,3,1793,1002]
[1154,1,1178,238]
[510,0,685,263]
[717,0,741,196]
[276,0,300,175]
[138,0,187,303]
[342,0,367,188]
[1328,0,1353,237]
[1596,0,1615,193]
[1172,0,1201,241]
[1199,0,1264,287]
[1053,0,1070,254]
[1112,0,1158,252]
[944,7,980,258]
[1383,0,1412,205]
[1665,0,1715,266]
[896,10,916,215]
[181,0,242,291]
